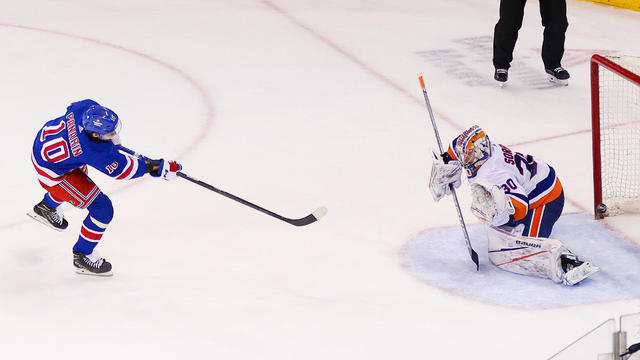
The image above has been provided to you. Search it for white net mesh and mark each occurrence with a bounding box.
[598,55,640,215]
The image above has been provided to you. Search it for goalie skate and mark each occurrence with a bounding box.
[27,201,68,231]
[562,261,599,286]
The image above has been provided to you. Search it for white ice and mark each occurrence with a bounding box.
[1,0,640,359]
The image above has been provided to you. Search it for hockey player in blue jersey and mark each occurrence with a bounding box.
[30,99,181,276]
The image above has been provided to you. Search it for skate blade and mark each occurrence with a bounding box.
[27,211,65,232]
[74,267,113,277]
[547,75,568,86]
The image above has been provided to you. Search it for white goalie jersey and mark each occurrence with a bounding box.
[452,142,563,226]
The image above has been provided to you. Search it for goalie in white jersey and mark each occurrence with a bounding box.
[430,125,598,285]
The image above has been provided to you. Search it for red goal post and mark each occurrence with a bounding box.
[591,54,640,219]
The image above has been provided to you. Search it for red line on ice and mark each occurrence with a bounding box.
[259,0,465,132]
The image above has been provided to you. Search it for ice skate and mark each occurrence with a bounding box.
[546,66,570,86]
[494,68,508,87]
[73,251,113,276]
[27,201,68,231]
[561,255,599,285]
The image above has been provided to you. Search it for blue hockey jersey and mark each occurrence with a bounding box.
[32,99,148,186]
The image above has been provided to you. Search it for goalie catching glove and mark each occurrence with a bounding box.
[429,151,462,201]
[470,178,514,227]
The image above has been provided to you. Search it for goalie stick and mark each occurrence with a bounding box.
[116,145,327,227]
[418,74,480,270]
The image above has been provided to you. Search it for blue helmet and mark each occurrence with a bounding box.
[82,105,120,136]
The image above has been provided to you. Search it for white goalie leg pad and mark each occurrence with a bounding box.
[487,226,568,283]
[471,178,514,227]
[429,151,462,202]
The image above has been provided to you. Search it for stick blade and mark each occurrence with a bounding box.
[286,206,328,227]
[312,206,328,220]
[471,249,479,271]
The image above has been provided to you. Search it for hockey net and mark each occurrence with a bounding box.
[592,54,640,219]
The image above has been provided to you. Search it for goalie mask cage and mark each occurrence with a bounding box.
[591,54,640,219]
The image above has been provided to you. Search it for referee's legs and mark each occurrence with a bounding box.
[493,0,527,69]
[539,0,568,69]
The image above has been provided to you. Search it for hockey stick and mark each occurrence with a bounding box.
[116,145,327,227]
[418,74,479,270]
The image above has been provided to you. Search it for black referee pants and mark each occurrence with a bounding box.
[492,0,568,70]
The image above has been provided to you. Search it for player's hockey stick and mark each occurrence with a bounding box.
[175,172,327,226]
[418,74,480,270]
[116,145,327,227]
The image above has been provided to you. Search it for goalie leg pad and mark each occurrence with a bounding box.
[487,226,568,283]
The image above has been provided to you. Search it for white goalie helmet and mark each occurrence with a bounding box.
[454,125,492,175]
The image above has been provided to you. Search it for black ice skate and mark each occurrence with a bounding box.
[494,68,508,86]
[73,251,113,276]
[560,254,598,286]
[27,201,69,231]
[545,66,570,86]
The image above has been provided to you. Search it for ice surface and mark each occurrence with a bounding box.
[406,214,640,308]
[1,0,640,359]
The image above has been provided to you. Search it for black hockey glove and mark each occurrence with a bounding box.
[144,158,163,177]
[441,151,454,164]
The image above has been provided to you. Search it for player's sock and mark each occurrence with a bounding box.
[72,193,113,255]
[72,215,108,254]
[43,193,61,209]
